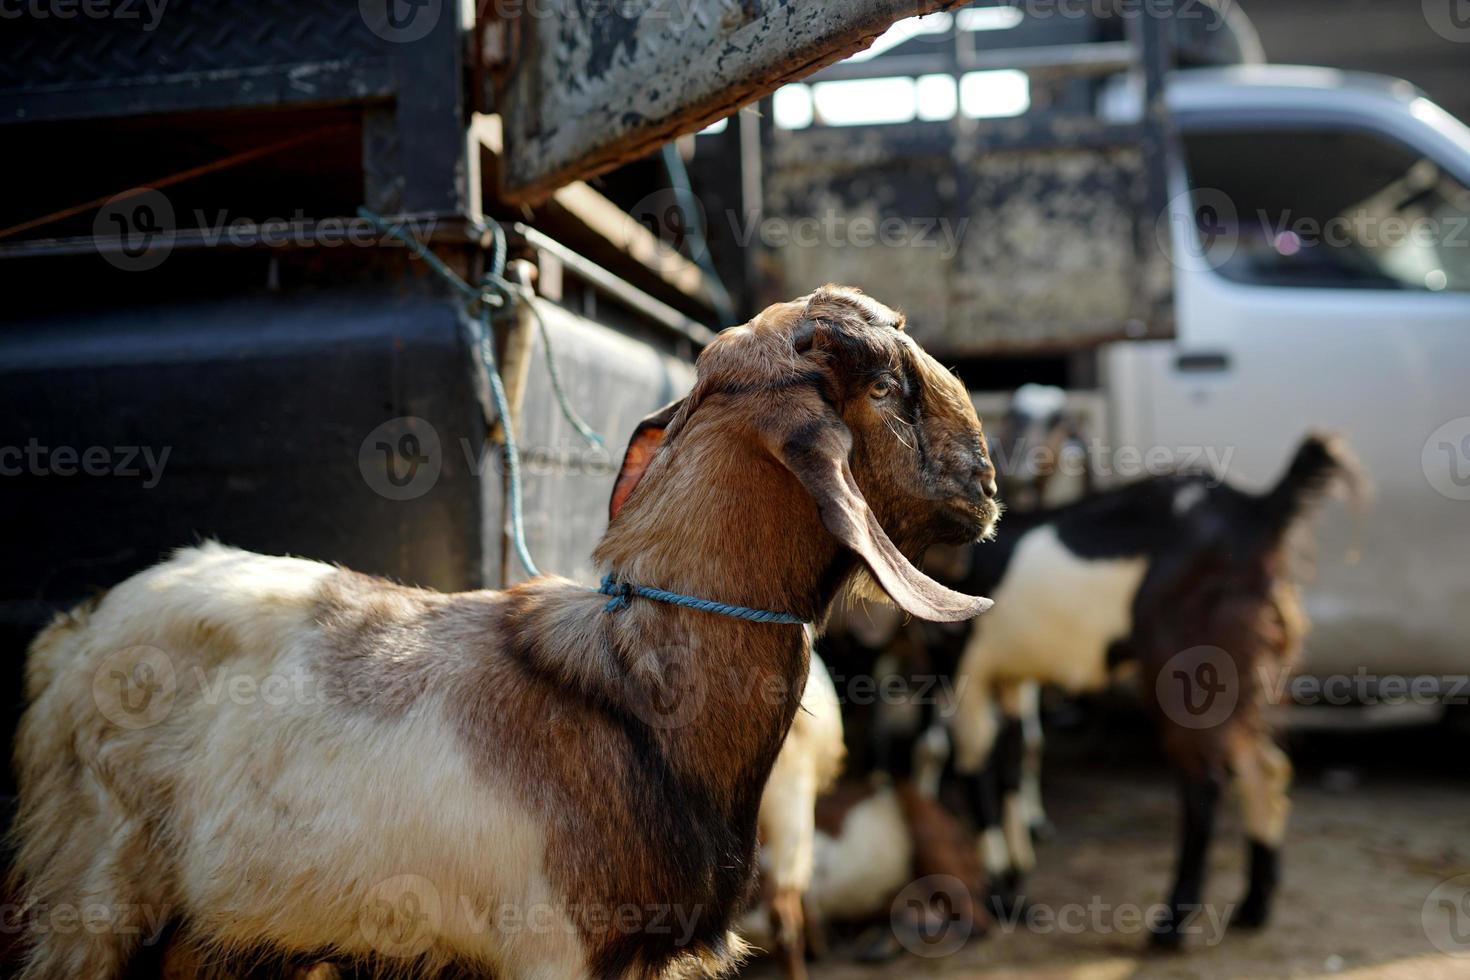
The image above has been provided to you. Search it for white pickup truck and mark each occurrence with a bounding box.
[1104,66,1470,703]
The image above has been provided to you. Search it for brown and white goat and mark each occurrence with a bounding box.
[10,285,998,980]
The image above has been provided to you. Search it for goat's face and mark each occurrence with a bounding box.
[993,384,1074,509]
[609,285,995,622]
[773,289,1000,549]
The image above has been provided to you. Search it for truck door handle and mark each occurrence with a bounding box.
[1175,351,1230,373]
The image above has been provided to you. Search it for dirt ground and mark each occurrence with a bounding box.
[742,721,1470,980]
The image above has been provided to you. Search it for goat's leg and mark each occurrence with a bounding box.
[757,759,818,980]
[767,887,807,980]
[1151,773,1221,950]
[995,684,1037,882]
[951,681,1016,914]
[1230,736,1291,929]
[962,759,1018,916]
[17,821,165,980]
[803,896,829,960]
[1014,681,1052,841]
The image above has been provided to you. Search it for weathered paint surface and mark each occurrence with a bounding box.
[761,123,1173,355]
[499,0,967,203]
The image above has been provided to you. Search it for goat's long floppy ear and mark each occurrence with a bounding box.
[766,411,992,623]
[609,397,686,521]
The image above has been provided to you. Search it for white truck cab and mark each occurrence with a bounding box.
[1105,66,1470,693]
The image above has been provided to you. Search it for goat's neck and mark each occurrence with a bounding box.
[594,442,852,623]
[590,437,850,796]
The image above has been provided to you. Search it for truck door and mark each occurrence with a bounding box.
[1136,110,1470,681]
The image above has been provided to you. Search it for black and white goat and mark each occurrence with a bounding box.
[927,433,1359,946]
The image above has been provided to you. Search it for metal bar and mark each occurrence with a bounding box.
[474,114,716,315]
[1129,0,1177,336]
[394,4,470,215]
[773,117,1142,152]
[496,260,540,587]
[963,41,1137,75]
[0,60,396,126]
[515,224,717,348]
[499,0,971,203]
[807,42,1138,82]
[497,260,540,443]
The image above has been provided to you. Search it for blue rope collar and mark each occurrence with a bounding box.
[598,574,807,625]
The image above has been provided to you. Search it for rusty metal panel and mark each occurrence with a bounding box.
[497,0,965,204]
[760,122,1173,355]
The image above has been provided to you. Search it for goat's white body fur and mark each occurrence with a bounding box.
[742,785,911,941]
[807,787,911,924]
[950,525,1147,772]
[19,544,589,978]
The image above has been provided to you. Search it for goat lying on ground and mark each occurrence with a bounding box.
[742,777,989,965]
[11,285,998,980]
[919,434,1358,946]
[751,649,845,980]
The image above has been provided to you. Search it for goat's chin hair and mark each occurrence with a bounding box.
[979,500,1004,541]
[842,568,891,609]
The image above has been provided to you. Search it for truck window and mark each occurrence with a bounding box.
[1181,128,1470,293]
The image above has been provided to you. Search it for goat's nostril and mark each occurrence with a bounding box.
[974,456,998,499]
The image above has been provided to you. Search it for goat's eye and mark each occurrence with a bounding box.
[870,377,898,400]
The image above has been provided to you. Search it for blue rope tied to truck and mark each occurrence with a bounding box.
[357,207,601,578]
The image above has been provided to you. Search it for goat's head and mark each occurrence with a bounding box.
[991,383,1090,510]
[605,285,995,622]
